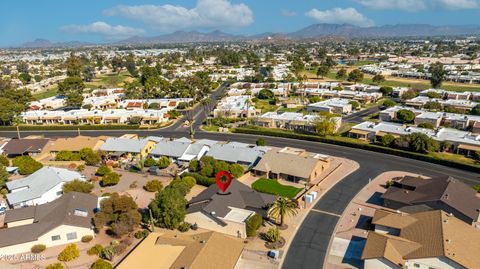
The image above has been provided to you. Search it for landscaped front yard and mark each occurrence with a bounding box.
[251,178,303,198]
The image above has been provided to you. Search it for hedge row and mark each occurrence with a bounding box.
[0,124,144,131]
[233,127,480,173]
[181,172,216,187]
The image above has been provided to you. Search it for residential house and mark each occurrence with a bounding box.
[362,210,480,269]
[42,136,106,157]
[213,96,259,118]
[306,98,352,114]
[6,166,85,208]
[252,147,331,184]
[253,112,342,133]
[117,231,244,269]
[0,192,97,255]
[1,138,49,157]
[205,142,268,167]
[186,180,275,238]
[100,135,160,161]
[149,138,209,164]
[382,176,480,225]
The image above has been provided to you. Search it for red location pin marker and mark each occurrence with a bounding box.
[215,171,232,193]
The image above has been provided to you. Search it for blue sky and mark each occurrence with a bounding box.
[2,0,480,46]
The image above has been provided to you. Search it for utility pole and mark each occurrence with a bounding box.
[16,126,20,139]
[77,128,81,136]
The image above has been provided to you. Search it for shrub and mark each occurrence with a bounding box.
[90,259,113,269]
[12,156,43,175]
[46,263,64,269]
[87,244,104,256]
[189,159,199,172]
[113,241,128,255]
[134,230,150,239]
[31,244,46,253]
[58,243,80,262]
[229,164,245,178]
[382,99,396,108]
[143,157,156,167]
[258,89,274,99]
[246,213,263,237]
[178,222,191,232]
[181,172,215,186]
[101,172,120,186]
[77,164,86,172]
[144,179,163,192]
[55,151,81,161]
[157,156,171,169]
[417,122,434,129]
[63,179,94,193]
[96,165,111,176]
[100,245,116,261]
[182,176,196,189]
[473,185,480,193]
[80,148,101,165]
[256,138,265,146]
[81,235,94,243]
[264,227,280,243]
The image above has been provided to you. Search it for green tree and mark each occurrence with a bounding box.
[401,89,418,100]
[316,65,329,78]
[125,54,137,77]
[336,68,347,80]
[58,243,80,262]
[258,89,274,99]
[429,62,446,88]
[245,213,263,237]
[347,69,364,83]
[0,155,9,166]
[93,193,141,236]
[471,104,480,115]
[149,187,187,229]
[256,138,266,146]
[129,116,142,125]
[143,157,156,167]
[12,156,43,175]
[349,101,360,110]
[381,134,395,146]
[379,86,393,96]
[229,164,245,178]
[65,53,83,77]
[313,115,337,136]
[424,101,442,110]
[408,133,439,153]
[189,159,199,172]
[58,77,85,94]
[426,91,442,99]
[157,156,171,169]
[372,74,385,84]
[79,148,101,165]
[62,179,94,193]
[396,109,416,123]
[268,197,298,227]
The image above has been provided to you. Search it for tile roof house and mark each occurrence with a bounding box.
[186,180,275,238]
[1,138,49,157]
[0,192,97,255]
[252,147,331,183]
[117,231,244,269]
[362,210,480,269]
[6,166,85,208]
[381,176,480,225]
[205,142,268,167]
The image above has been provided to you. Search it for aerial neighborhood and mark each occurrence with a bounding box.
[1,2,480,268]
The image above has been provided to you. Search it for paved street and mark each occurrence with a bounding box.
[0,101,478,268]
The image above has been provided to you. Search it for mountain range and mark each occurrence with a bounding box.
[19,23,480,48]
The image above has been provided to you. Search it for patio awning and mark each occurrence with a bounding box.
[458,144,480,152]
[350,129,371,136]
[110,151,126,157]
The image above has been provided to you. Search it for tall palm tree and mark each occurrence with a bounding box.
[268,197,298,228]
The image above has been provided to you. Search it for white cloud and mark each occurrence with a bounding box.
[305,8,374,27]
[356,0,479,11]
[356,0,425,11]
[62,21,145,39]
[281,9,297,17]
[104,0,254,32]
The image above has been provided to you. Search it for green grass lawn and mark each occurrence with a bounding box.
[32,87,58,100]
[251,178,303,198]
[254,99,279,113]
[428,152,479,167]
[86,71,134,89]
[202,125,220,132]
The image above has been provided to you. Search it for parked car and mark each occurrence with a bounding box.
[0,202,8,215]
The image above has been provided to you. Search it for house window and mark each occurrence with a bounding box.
[51,235,61,241]
[66,232,77,240]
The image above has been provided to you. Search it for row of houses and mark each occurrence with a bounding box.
[362,175,480,269]
[349,121,480,155]
[404,96,478,111]
[306,98,353,114]
[252,111,342,133]
[304,89,382,104]
[419,88,480,101]
[20,108,171,125]
[380,106,480,132]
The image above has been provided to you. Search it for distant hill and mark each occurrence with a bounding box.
[17,23,480,48]
[289,23,480,38]
[116,30,246,45]
[21,38,95,48]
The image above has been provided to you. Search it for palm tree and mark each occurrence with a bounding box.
[268,197,298,228]
[201,98,212,126]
